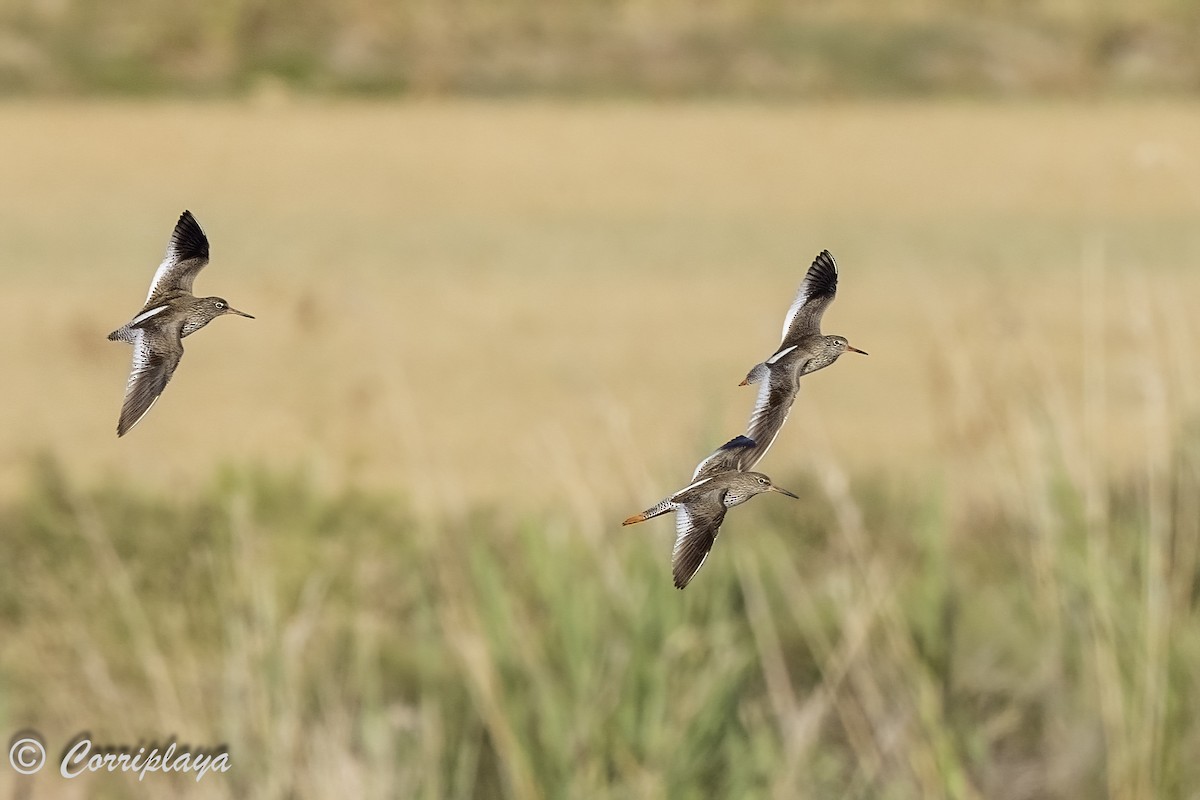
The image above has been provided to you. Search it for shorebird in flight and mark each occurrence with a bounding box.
[107,210,253,436]
[623,436,799,588]
[731,250,866,469]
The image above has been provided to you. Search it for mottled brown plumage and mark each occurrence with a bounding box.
[732,250,866,470]
[623,437,798,589]
[107,211,253,437]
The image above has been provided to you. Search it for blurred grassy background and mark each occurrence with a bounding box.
[1,0,1199,97]
[1,102,1197,513]
[3,1,1200,798]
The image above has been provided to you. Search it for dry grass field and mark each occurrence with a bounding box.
[2,100,1200,799]
[1,101,1198,512]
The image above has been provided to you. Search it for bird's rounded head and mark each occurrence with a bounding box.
[204,297,255,320]
[726,472,800,505]
[824,334,867,357]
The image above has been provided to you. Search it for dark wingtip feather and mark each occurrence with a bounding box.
[116,404,136,437]
[673,561,695,589]
[116,404,144,437]
[672,533,712,589]
[673,555,704,589]
[806,250,838,297]
[170,210,209,262]
[719,435,757,451]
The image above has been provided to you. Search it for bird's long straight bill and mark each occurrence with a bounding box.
[770,485,800,499]
[847,345,868,355]
[228,307,255,319]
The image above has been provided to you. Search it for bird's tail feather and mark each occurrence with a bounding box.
[623,499,674,526]
[740,362,768,386]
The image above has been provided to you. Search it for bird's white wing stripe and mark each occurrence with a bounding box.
[779,256,837,342]
[691,451,725,480]
[145,258,178,303]
[677,476,712,494]
[766,344,798,364]
[780,288,813,343]
[131,304,170,325]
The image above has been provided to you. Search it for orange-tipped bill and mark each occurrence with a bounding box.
[622,513,648,526]
[770,485,800,499]
[847,345,868,355]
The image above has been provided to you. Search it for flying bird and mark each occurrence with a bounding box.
[732,250,866,469]
[623,436,799,589]
[107,210,253,436]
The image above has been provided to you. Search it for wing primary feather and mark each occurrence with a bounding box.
[671,496,727,589]
[169,210,210,264]
[145,211,212,302]
[115,328,185,437]
[779,250,839,342]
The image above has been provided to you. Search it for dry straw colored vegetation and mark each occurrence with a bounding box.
[0,0,1199,96]
[0,99,1199,797]
[1,102,1197,509]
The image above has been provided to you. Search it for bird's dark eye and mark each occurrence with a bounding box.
[215,301,225,309]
